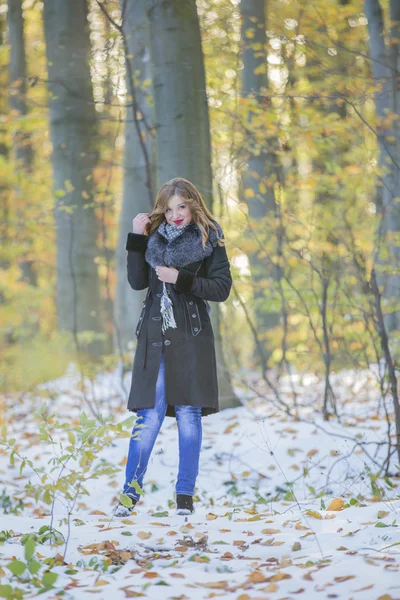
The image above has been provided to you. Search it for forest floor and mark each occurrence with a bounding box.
[0,362,399,599]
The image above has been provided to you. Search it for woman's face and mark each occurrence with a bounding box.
[164,194,192,227]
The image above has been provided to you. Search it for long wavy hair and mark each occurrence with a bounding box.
[144,178,225,248]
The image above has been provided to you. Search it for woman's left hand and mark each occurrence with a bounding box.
[155,266,179,284]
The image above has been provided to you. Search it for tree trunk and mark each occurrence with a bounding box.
[43,0,104,354]
[7,0,33,169]
[7,0,37,288]
[114,0,156,352]
[147,0,240,409]
[364,0,400,332]
[0,8,10,279]
[239,0,280,368]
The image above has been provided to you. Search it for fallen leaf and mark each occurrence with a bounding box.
[206,513,218,520]
[262,529,281,535]
[292,542,301,551]
[247,571,268,583]
[356,585,374,592]
[267,572,291,582]
[307,449,318,458]
[224,422,239,434]
[343,529,361,536]
[377,511,389,519]
[198,580,229,589]
[119,551,132,561]
[305,510,322,519]
[327,498,345,511]
[334,575,355,583]
[137,531,152,540]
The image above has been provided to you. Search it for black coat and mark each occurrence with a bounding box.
[125,224,232,418]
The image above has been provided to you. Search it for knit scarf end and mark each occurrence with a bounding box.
[160,282,177,333]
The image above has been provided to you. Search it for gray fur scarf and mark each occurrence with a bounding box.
[145,221,223,268]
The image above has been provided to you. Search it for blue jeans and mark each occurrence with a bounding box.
[123,351,202,501]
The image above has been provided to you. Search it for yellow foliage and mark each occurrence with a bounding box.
[244,188,255,198]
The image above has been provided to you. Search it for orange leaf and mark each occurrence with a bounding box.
[247,571,268,583]
[327,498,345,511]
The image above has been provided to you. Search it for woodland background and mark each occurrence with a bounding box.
[1,0,400,468]
[0,1,400,597]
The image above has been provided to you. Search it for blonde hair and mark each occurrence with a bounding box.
[145,177,225,248]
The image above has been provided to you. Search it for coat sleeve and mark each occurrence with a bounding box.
[173,242,232,302]
[126,232,149,290]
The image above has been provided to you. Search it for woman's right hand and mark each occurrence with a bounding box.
[132,213,151,234]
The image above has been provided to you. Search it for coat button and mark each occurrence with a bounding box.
[189,301,193,305]
[164,339,171,346]
[192,314,196,318]
[194,327,199,332]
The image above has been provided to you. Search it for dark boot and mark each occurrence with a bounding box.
[176,494,194,515]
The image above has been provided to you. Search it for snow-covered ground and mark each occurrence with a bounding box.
[0,361,399,599]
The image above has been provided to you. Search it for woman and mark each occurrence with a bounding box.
[115,177,232,517]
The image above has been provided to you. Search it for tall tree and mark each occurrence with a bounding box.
[7,0,36,289]
[239,0,280,367]
[7,0,32,169]
[43,0,104,354]
[0,5,10,279]
[147,0,239,409]
[114,0,156,352]
[364,0,400,331]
